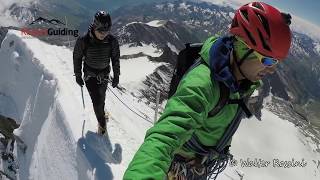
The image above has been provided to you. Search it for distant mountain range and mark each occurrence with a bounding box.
[111,1,320,125]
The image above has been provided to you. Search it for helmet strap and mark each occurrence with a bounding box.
[238,49,254,66]
[232,48,253,80]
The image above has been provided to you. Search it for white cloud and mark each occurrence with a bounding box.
[199,0,252,8]
[291,15,320,41]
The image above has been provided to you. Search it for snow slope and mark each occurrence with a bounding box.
[0,30,319,180]
[0,30,159,180]
[120,43,162,57]
[222,108,320,180]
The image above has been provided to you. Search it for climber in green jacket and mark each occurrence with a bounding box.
[124,2,292,180]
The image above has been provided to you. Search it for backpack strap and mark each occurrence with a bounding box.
[182,80,254,154]
[183,105,243,155]
[214,106,243,152]
[228,99,253,118]
[208,83,229,117]
[208,83,253,118]
[82,33,90,56]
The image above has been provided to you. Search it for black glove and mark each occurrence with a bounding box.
[76,76,84,86]
[112,75,119,88]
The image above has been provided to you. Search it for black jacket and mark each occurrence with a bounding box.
[0,115,19,139]
[73,31,120,78]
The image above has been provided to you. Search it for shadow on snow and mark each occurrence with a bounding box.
[77,131,122,180]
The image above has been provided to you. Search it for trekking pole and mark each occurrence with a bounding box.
[81,120,86,138]
[80,86,86,138]
[154,90,161,124]
[81,86,85,109]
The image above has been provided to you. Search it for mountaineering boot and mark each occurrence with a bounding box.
[105,112,110,124]
[97,112,109,135]
[97,124,106,135]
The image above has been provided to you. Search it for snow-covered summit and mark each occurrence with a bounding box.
[146,20,166,27]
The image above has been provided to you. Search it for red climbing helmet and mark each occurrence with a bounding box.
[230,2,292,60]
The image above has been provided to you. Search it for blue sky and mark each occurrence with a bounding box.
[262,0,320,26]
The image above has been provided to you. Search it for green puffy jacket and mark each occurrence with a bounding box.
[123,36,261,180]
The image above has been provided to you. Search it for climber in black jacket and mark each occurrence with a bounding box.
[73,10,120,135]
